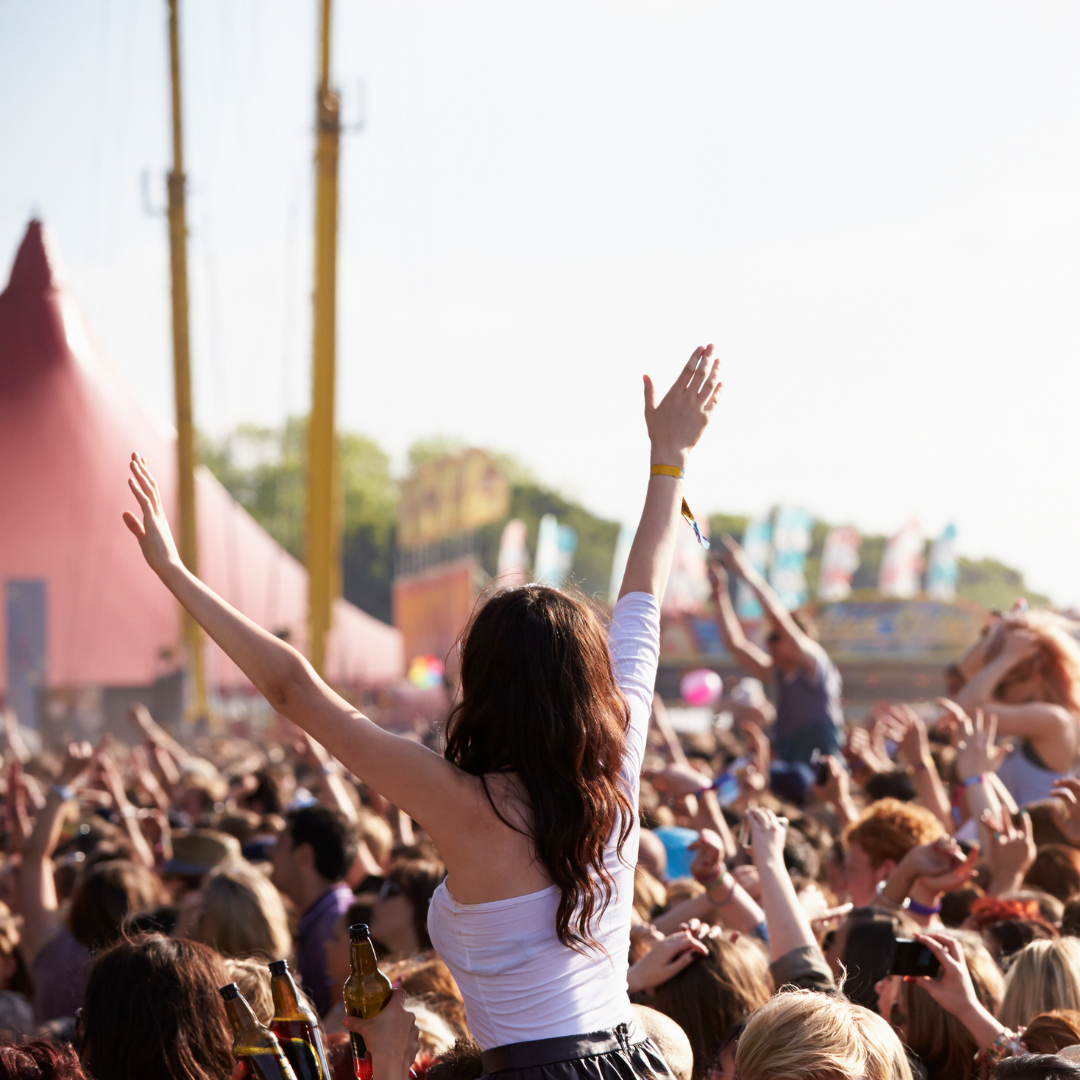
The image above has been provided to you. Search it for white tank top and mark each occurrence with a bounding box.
[427,592,659,1050]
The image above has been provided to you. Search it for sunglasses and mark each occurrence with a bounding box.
[378,879,402,901]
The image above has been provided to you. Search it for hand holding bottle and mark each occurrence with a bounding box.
[343,990,421,1080]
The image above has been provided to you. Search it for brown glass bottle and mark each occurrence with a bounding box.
[219,982,299,1080]
[342,923,393,1080]
[269,959,330,1080]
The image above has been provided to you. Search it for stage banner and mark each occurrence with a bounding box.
[769,507,814,610]
[535,515,578,587]
[735,517,772,620]
[879,519,923,598]
[926,523,959,601]
[608,525,635,604]
[496,519,529,587]
[818,526,861,602]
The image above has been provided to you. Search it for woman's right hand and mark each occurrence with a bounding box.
[122,453,182,577]
[643,345,722,468]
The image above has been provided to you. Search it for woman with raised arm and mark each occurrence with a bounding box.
[124,346,723,1080]
[952,612,1080,805]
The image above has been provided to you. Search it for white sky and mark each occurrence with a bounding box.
[3,2,1080,603]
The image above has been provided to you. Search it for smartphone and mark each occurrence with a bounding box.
[889,938,941,979]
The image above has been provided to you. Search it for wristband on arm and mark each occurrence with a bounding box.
[650,464,709,549]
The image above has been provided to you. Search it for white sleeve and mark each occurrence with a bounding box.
[608,591,661,781]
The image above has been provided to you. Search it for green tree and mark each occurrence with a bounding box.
[199,418,398,622]
[477,484,621,600]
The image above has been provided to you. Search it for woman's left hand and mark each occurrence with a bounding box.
[343,990,421,1080]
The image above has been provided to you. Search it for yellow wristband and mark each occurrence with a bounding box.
[650,464,685,480]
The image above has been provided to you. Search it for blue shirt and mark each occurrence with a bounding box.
[296,884,354,1017]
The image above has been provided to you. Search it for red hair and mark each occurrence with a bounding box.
[0,1039,89,1080]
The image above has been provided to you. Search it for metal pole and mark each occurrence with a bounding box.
[166,0,208,722]
[306,0,340,676]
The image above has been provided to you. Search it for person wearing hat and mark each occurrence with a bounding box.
[160,829,241,899]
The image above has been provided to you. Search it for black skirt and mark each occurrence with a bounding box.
[479,1021,675,1080]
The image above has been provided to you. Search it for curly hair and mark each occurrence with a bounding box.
[843,798,944,869]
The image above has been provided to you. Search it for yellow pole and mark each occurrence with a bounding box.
[166,0,208,722]
[306,0,340,676]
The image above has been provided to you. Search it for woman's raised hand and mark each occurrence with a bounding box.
[644,344,722,468]
[122,453,182,576]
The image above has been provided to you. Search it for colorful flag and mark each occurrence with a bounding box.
[735,517,772,620]
[879,519,923,598]
[496,519,529,587]
[608,525,635,604]
[769,507,814,610]
[818,526,861,602]
[534,514,578,587]
[926,524,959,601]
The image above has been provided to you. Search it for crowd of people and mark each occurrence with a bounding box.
[2,349,1080,1080]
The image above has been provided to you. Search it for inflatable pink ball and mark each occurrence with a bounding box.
[680,668,722,707]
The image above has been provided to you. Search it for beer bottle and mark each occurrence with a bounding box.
[269,958,330,1080]
[219,982,299,1080]
[342,923,393,1080]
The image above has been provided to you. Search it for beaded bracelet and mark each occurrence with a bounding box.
[698,863,724,887]
[973,1028,1026,1069]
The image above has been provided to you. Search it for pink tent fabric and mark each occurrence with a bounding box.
[0,220,402,695]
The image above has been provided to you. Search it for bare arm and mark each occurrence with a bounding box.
[747,808,818,962]
[719,536,818,671]
[619,345,723,600]
[19,743,96,962]
[650,694,690,767]
[707,562,772,682]
[122,454,480,842]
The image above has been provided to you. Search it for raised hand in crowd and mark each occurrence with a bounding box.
[879,836,977,928]
[4,759,31,856]
[810,755,858,827]
[981,806,1036,895]
[888,703,952,831]
[1051,777,1080,847]
[906,933,1009,1054]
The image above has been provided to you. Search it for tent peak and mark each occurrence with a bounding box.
[7,220,65,295]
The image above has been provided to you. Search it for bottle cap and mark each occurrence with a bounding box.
[268,959,289,976]
[219,983,241,1001]
[349,923,371,942]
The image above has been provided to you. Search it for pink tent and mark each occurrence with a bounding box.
[0,220,402,722]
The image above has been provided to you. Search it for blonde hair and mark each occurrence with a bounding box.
[201,863,292,961]
[1000,937,1080,1030]
[736,990,913,1080]
[224,956,274,1024]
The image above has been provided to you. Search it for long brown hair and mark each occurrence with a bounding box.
[443,585,634,951]
[80,934,234,1080]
